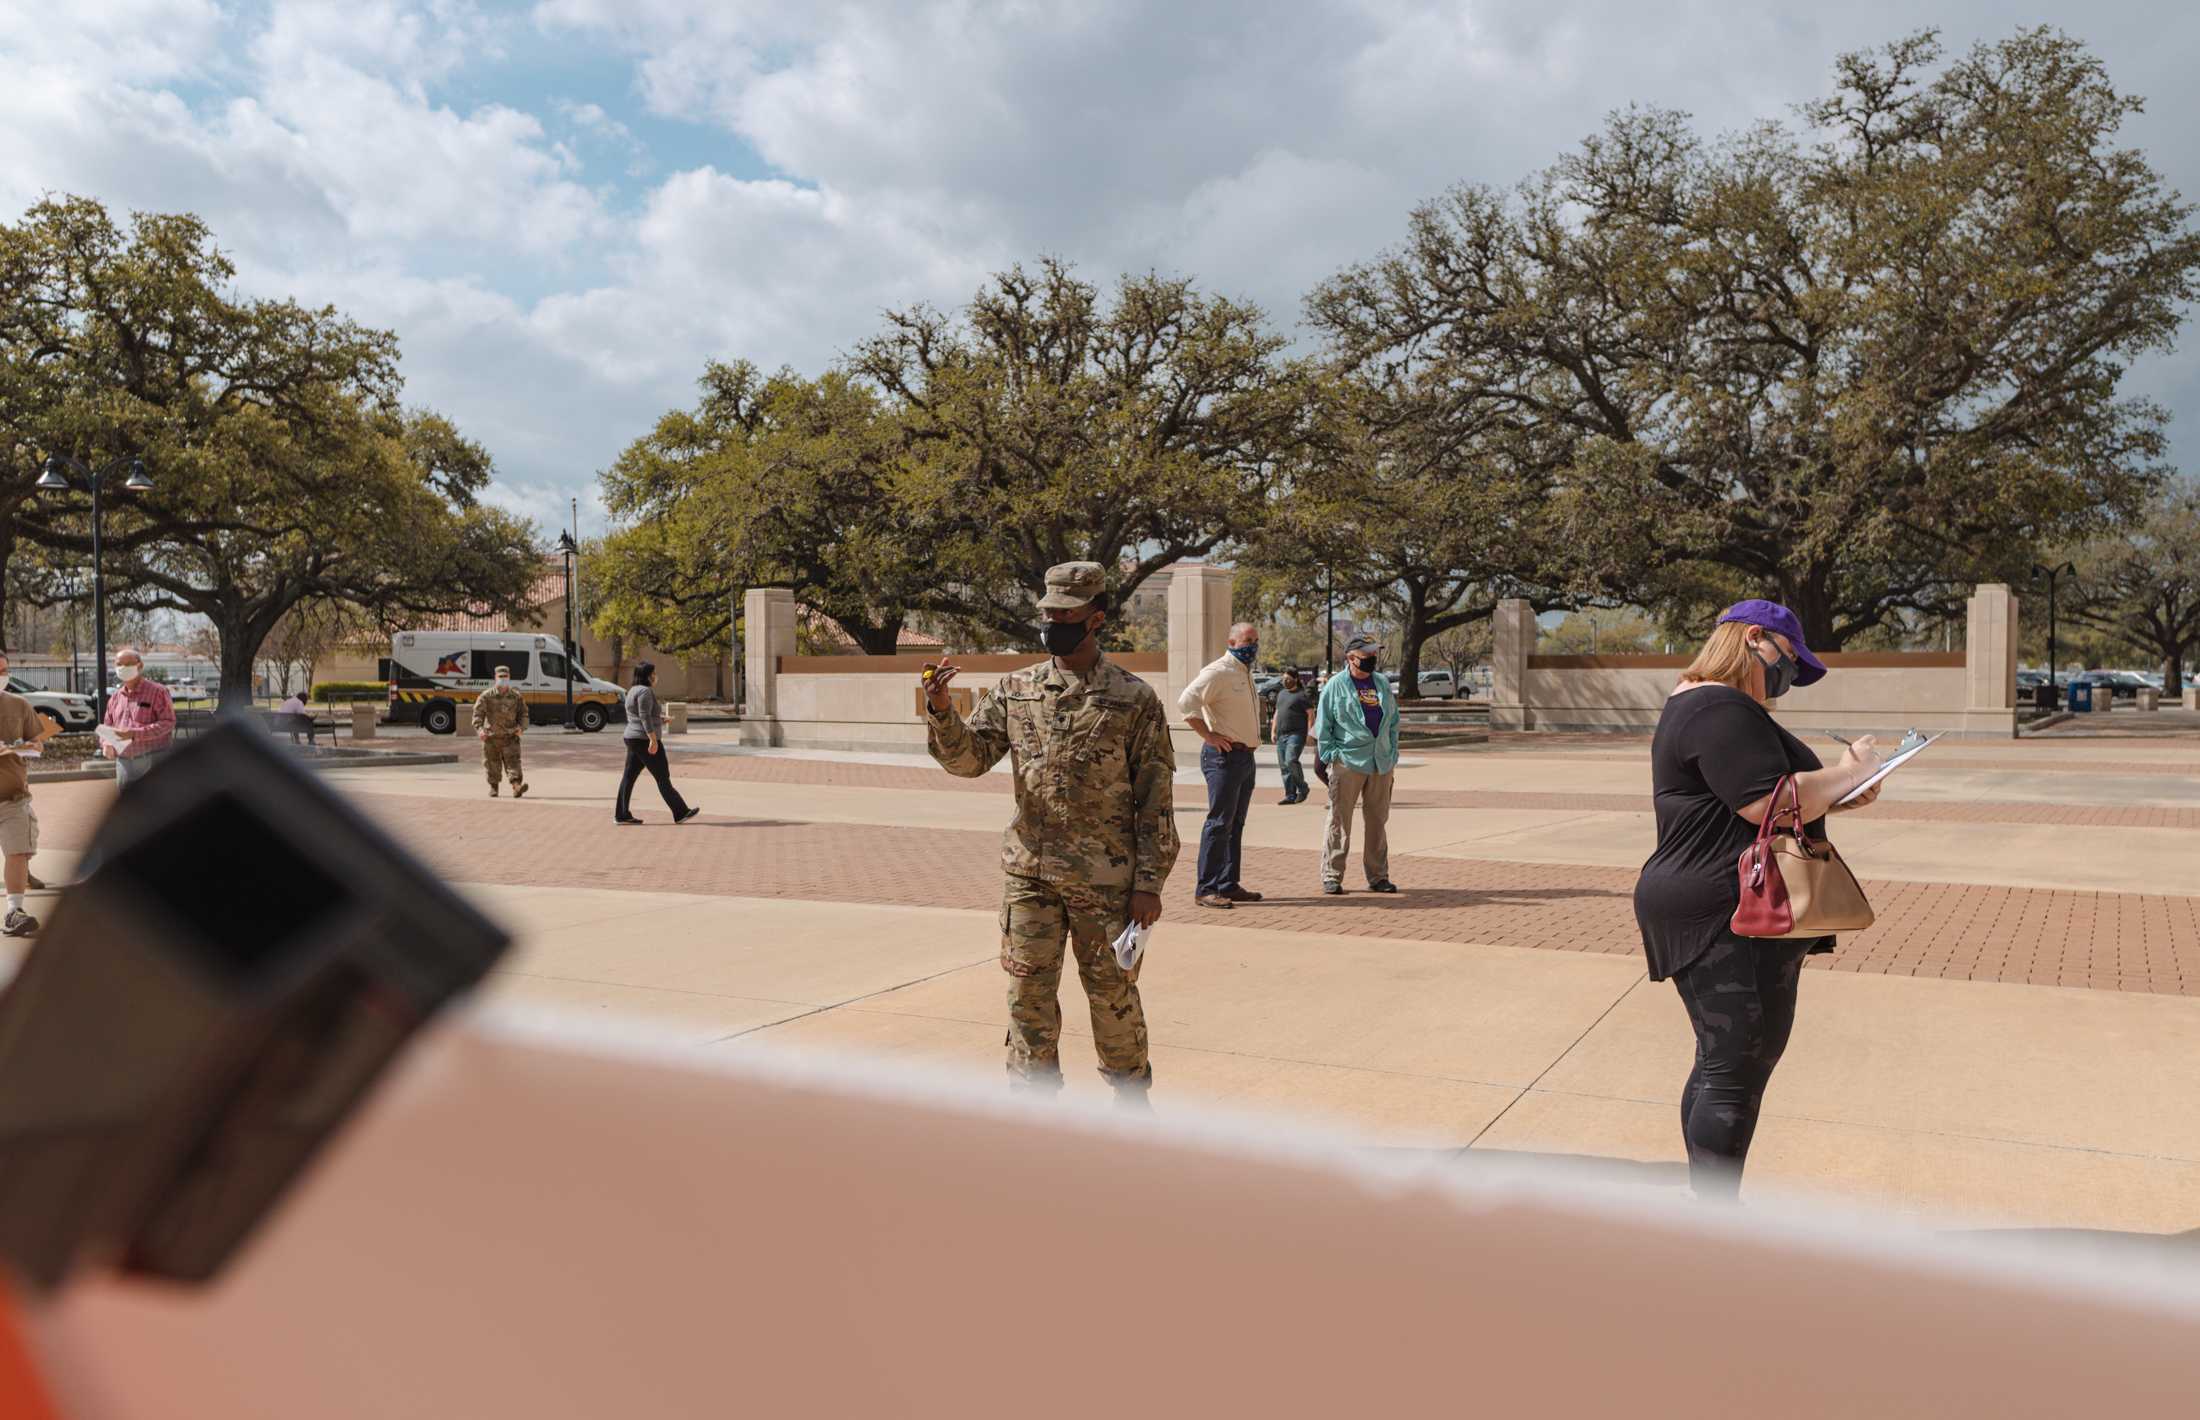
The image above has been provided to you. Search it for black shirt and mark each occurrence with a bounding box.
[1633,685,1834,980]
[1273,687,1312,738]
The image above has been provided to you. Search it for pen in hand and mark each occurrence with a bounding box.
[1823,731,1852,747]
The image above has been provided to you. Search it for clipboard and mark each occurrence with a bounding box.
[1834,732,1942,805]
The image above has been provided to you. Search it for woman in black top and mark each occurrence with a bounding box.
[1633,600,1883,1200]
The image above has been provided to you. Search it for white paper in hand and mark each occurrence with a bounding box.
[95,724,131,748]
[1111,921,1150,973]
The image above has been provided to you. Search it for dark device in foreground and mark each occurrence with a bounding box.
[0,721,509,1292]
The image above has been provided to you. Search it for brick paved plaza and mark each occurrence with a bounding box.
[21,725,2200,1233]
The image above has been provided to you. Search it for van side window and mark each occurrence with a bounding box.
[540,652,576,680]
[471,650,530,680]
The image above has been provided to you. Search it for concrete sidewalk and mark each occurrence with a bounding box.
[471,885,2200,1234]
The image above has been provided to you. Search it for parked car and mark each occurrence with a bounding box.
[6,677,97,731]
[2081,670,2151,701]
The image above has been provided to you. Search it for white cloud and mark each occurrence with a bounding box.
[7,0,2200,539]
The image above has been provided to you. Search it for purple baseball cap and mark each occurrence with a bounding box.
[1716,599,1827,686]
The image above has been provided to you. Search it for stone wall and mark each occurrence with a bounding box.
[1489,585,2020,739]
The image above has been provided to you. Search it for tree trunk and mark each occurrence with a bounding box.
[1397,600,1430,700]
[850,619,906,656]
[217,617,263,712]
[2161,650,2184,699]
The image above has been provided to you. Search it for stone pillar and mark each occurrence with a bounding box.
[667,702,689,734]
[350,702,376,741]
[1963,583,2018,738]
[744,587,796,747]
[1490,599,1536,732]
[1165,564,1234,723]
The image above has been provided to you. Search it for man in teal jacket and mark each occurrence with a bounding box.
[1314,636,1401,894]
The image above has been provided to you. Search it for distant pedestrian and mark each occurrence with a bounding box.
[278,691,317,746]
[1633,600,1885,1201]
[1179,621,1263,909]
[615,661,699,825]
[1314,636,1400,895]
[0,651,55,936]
[101,648,174,789]
[471,666,530,799]
[1271,670,1313,805]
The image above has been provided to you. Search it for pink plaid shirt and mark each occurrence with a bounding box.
[104,678,175,758]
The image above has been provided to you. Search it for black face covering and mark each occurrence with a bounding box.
[1040,616,1094,658]
[1752,641,1798,699]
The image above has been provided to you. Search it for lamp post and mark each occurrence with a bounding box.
[1325,564,1335,677]
[2030,561,2077,707]
[36,455,152,706]
[557,530,580,731]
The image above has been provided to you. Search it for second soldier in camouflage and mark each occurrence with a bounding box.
[472,667,530,799]
[922,561,1179,1103]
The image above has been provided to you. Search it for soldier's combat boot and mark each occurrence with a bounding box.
[513,782,529,800]
[487,784,499,798]
[1107,1064,1154,1111]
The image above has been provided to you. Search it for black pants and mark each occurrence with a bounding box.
[1671,936,1810,1200]
[616,738,690,820]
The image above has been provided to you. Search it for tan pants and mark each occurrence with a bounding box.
[999,875,1149,1088]
[1322,764,1393,887]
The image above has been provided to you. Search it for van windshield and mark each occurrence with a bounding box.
[540,652,582,681]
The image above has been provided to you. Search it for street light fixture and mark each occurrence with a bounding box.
[557,530,580,732]
[36,454,152,707]
[2029,560,2077,708]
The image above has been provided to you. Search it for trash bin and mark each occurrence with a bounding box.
[2033,683,2058,713]
[2067,681,2093,713]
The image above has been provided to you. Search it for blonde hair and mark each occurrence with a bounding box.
[1682,622,1763,691]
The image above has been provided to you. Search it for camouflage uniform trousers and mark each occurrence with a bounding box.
[999,874,1150,1091]
[482,733,525,789]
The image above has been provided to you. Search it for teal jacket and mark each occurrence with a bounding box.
[1315,670,1400,775]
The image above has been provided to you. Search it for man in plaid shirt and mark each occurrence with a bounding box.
[102,648,176,788]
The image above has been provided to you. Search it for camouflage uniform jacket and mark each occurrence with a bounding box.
[927,655,1180,894]
[471,683,528,736]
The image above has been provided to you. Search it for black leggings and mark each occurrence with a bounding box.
[616,738,690,820]
[1672,936,1810,1200]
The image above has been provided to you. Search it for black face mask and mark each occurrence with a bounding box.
[1752,642,1798,699]
[1041,617,1095,657]
[1352,654,1379,675]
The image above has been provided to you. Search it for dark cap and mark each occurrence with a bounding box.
[1036,561,1107,610]
[1716,600,1827,686]
[1344,636,1382,655]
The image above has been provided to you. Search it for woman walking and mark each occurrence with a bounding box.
[1632,601,1883,1200]
[615,662,701,825]
[1271,670,1313,806]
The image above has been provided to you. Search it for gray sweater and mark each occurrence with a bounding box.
[624,684,663,741]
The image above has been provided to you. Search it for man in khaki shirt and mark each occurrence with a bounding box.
[1179,621,1263,909]
[0,650,57,937]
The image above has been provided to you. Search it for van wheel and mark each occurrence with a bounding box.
[422,701,458,735]
[574,703,608,733]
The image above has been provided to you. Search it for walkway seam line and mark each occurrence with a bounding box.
[1462,970,1649,1154]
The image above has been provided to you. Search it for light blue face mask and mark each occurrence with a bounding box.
[1229,643,1258,666]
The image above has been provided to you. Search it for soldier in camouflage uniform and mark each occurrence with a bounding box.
[471,667,530,799]
[923,561,1179,1103]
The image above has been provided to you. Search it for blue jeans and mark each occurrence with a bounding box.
[1196,744,1257,897]
[1275,732,1308,801]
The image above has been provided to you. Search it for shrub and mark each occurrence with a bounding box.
[310,681,388,703]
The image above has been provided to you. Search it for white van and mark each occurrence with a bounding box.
[386,631,626,734]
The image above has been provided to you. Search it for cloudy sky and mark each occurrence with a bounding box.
[4,0,2196,539]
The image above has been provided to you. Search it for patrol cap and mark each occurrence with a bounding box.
[1036,561,1108,610]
